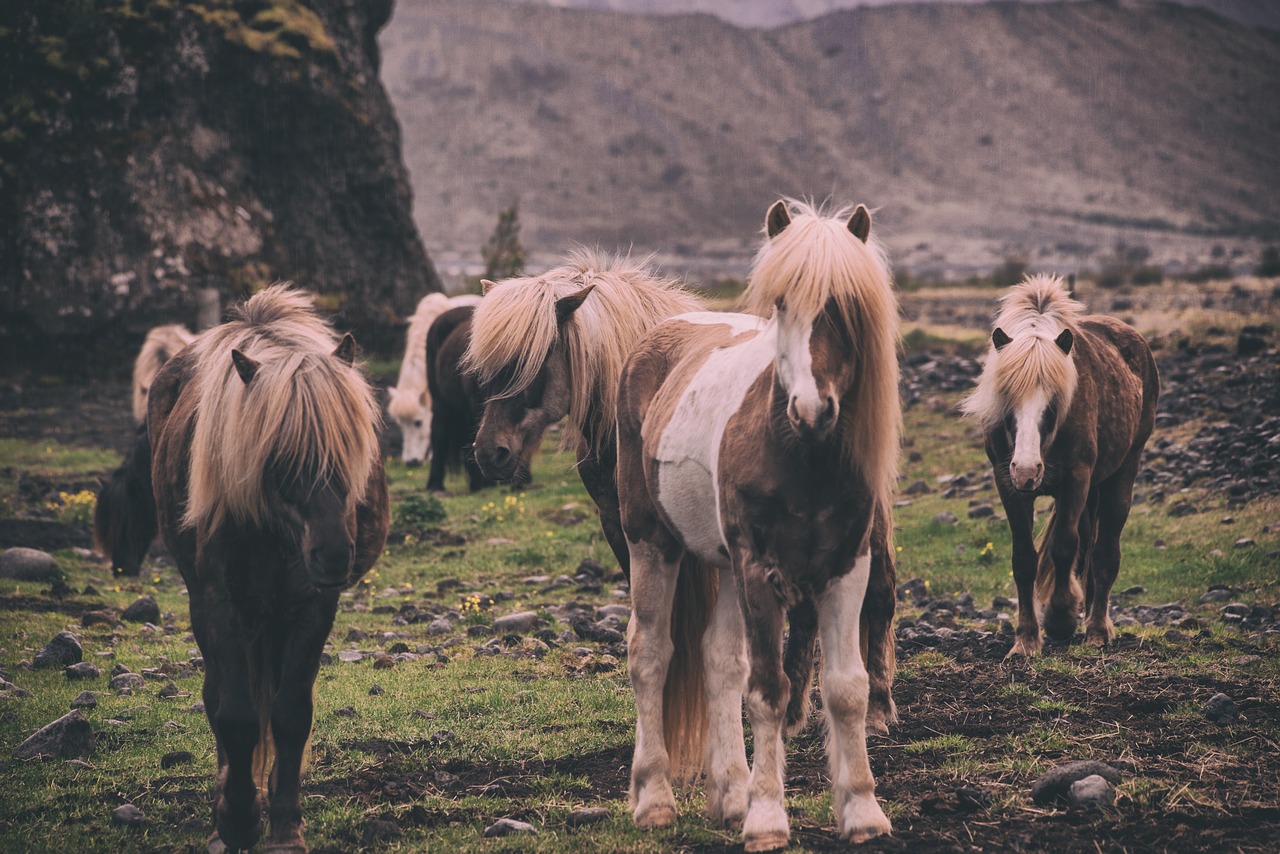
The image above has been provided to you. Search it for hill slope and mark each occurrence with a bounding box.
[382,0,1280,275]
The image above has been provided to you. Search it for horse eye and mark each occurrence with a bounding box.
[1003,413,1016,434]
[413,420,423,428]
[774,296,785,312]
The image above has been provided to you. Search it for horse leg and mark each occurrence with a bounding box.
[264,607,333,852]
[1000,491,1041,658]
[1041,481,1088,642]
[207,645,264,851]
[737,560,790,853]
[425,409,449,493]
[702,564,749,827]
[817,552,891,843]
[627,538,683,828]
[862,507,897,734]
[1085,455,1141,646]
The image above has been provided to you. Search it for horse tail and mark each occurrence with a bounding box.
[783,599,819,737]
[93,425,158,577]
[247,635,277,793]
[663,553,715,780]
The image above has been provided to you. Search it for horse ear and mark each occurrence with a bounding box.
[1055,328,1074,355]
[231,349,259,385]
[992,328,1012,351]
[766,199,791,238]
[480,279,498,296]
[555,284,596,325]
[333,333,356,366]
[847,204,872,242]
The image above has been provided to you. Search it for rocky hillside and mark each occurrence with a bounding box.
[381,0,1280,276]
[0,0,440,377]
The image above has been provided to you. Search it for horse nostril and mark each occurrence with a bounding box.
[492,445,512,469]
[818,396,836,427]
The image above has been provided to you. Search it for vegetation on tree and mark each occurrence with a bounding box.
[481,204,526,281]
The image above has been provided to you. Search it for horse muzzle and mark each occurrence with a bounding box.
[787,394,838,441]
[307,543,355,591]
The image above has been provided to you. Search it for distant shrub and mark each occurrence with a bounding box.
[1186,264,1233,284]
[1256,246,1280,277]
[1130,265,1165,286]
[481,204,526,281]
[990,255,1028,287]
[393,494,447,529]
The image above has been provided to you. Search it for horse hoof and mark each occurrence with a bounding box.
[634,802,676,828]
[206,833,227,854]
[1005,637,1041,659]
[263,828,308,853]
[865,706,892,737]
[743,830,790,852]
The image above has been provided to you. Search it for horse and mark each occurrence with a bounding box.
[143,285,389,852]
[422,304,497,493]
[95,323,197,576]
[387,293,482,465]
[132,323,197,423]
[465,248,900,738]
[962,274,1158,657]
[614,200,901,850]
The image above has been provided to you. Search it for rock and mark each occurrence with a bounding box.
[1030,760,1123,805]
[81,610,118,628]
[337,650,364,663]
[14,710,94,760]
[362,819,402,844]
[596,604,631,621]
[109,673,145,691]
[1234,537,1256,549]
[0,547,60,581]
[904,479,932,495]
[1203,692,1240,725]
[160,750,194,769]
[111,804,145,826]
[483,818,537,838]
[1067,775,1115,809]
[70,691,97,709]
[1199,588,1233,603]
[426,618,453,635]
[1118,585,1145,596]
[334,705,359,718]
[566,807,611,827]
[33,631,83,669]
[64,662,101,680]
[967,503,995,519]
[1168,501,1197,517]
[933,511,959,525]
[492,611,540,634]
[120,596,161,624]
[157,682,181,698]
[368,684,384,696]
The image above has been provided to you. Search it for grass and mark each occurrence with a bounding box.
[1,367,1278,851]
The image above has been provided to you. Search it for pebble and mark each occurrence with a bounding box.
[1030,760,1122,805]
[933,511,958,525]
[70,691,97,709]
[109,673,145,691]
[967,504,994,519]
[1067,775,1115,809]
[111,804,145,826]
[1203,693,1240,725]
[491,611,540,634]
[64,662,100,680]
[33,632,83,669]
[14,710,95,760]
[120,596,161,624]
[426,618,453,635]
[483,818,537,838]
[566,807,611,827]
[0,547,60,580]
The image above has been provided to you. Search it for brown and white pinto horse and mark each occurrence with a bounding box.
[616,201,901,850]
[146,285,389,852]
[962,275,1158,657]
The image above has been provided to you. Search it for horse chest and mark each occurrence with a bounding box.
[649,327,775,566]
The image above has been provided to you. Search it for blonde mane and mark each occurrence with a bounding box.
[741,199,903,509]
[132,324,196,423]
[464,249,704,452]
[961,274,1084,431]
[183,285,381,531]
[388,293,482,421]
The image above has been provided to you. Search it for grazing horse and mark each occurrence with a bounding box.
[423,304,495,493]
[616,200,901,850]
[962,275,1158,657]
[387,293,482,465]
[95,323,197,576]
[146,285,389,852]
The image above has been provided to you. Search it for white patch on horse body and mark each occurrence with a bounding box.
[1010,389,1049,488]
[654,314,772,565]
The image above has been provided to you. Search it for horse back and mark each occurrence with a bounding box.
[146,349,201,572]
[1065,316,1160,472]
[426,305,476,402]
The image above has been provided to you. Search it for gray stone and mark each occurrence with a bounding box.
[1067,775,1115,808]
[0,547,60,581]
[492,611,540,634]
[64,662,101,680]
[483,818,537,838]
[120,596,161,624]
[14,710,94,760]
[111,803,145,826]
[1203,692,1240,725]
[1030,760,1123,805]
[967,504,995,519]
[933,511,958,525]
[33,631,82,669]
[426,618,453,635]
[70,691,97,709]
[566,807,611,827]
[596,604,631,621]
[109,673,145,691]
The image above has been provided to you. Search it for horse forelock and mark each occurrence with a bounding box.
[465,249,704,454]
[386,385,425,421]
[962,275,1082,430]
[183,285,380,532]
[132,324,196,423]
[741,200,902,507]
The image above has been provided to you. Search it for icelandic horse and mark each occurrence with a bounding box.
[615,200,901,850]
[962,274,1158,656]
[145,285,388,851]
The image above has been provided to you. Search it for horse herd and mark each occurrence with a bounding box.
[93,200,1158,852]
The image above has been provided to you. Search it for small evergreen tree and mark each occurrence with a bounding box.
[1256,246,1280,277]
[482,204,526,281]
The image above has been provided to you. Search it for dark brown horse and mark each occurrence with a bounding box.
[424,304,495,493]
[464,250,899,740]
[616,201,901,849]
[962,275,1159,656]
[142,285,388,852]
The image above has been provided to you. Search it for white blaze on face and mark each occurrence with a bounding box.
[775,304,826,429]
[1009,390,1049,490]
[398,411,431,464]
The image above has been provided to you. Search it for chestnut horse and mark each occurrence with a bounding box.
[616,200,901,850]
[962,275,1158,656]
[387,293,482,465]
[145,285,388,851]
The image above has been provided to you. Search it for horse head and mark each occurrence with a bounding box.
[387,385,431,467]
[992,326,1074,492]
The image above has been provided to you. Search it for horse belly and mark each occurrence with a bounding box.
[652,326,773,566]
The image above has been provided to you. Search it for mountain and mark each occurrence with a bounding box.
[381,0,1280,278]
[1,0,440,376]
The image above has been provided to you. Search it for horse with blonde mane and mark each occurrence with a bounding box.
[387,293,482,465]
[616,200,901,849]
[132,323,197,423]
[962,274,1158,657]
[136,285,388,851]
